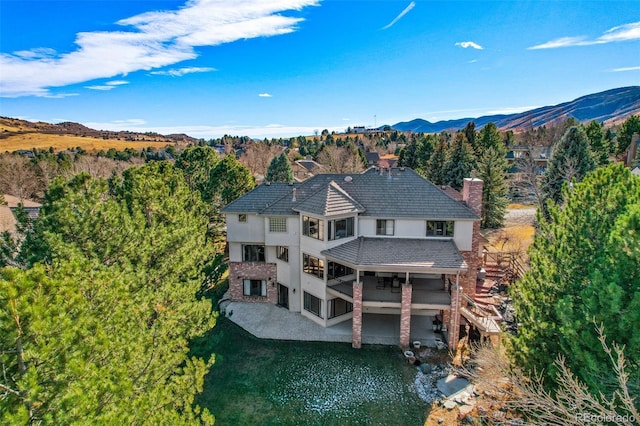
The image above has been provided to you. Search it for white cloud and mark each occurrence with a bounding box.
[455,41,484,50]
[0,0,319,97]
[258,93,273,97]
[85,80,130,91]
[528,21,640,49]
[382,2,416,30]
[609,65,640,72]
[80,120,344,139]
[149,66,216,77]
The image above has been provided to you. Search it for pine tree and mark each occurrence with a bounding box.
[175,145,219,202]
[584,120,609,166]
[209,154,255,206]
[509,164,640,397]
[3,162,216,424]
[476,123,509,228]
[265,152,294,183]
[425,139,448,185]
[615,114,640,155]
[541,126,596,209]
[444,132,475,190]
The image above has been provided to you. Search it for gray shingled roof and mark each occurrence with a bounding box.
[222,168,479,220]
[293,181,365,216]
[321,237,468,272]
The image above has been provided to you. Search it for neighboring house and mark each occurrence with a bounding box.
[365,152,380,167]
[4,194,42,220]
[0,204,18,237]
[505,146,551,176]
[221,167,483,349]
[625,132,639,168]
[292,159,325,182]
[632,166,640,176]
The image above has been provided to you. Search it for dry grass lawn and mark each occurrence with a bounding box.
[1,133,182,153]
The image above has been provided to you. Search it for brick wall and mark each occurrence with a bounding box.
[229,261,278,304]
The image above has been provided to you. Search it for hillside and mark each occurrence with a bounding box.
[393,86,640,133]
[0,117,197,153]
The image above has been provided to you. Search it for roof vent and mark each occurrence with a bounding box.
[344,176,353,183]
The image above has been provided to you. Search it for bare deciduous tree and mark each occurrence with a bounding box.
[457,325,639,425]
[316,146,364,174]
[240,142,283,177]
[0,155,41,201]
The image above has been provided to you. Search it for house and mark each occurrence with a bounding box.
[221,167,483,349]
[4,194,42,220]
[292,159,325,182]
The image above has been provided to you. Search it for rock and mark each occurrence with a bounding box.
[477,406,489,415]
[443,400,457,410]
[459,404,474,416]
[437,418,444,424]
[419,363,432,374]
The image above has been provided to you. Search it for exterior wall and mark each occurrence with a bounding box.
[228,261,277,304]
[264,216,299,246]
[226,213,264,243]
[452,221,474,251]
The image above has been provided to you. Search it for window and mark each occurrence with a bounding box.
[238,214,247,222]
[327,261,354,280]
[328,298,353,319]
[276,246,289,262]
[328,217,354,240]
[242,245,265,262]
[376,219,395,236]
[304,292,322,318]
[426,221,454,237]
[303,215,324,240]
[243,279,266,297]
[269,217,287,233]
[303,253,324,279]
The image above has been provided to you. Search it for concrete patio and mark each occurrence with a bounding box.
[220,299,445,347]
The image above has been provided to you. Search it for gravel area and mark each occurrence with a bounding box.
[504,208,536,226]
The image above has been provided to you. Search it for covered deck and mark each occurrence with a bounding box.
[328,276,451,310]
[321,237,468,349]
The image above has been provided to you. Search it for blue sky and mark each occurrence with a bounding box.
[1,0,639,139]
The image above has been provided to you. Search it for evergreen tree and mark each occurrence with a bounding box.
[476,123,509,228]
[509,164,640,398]
[584,120,609,166]
[265,152,294,183]
[615,114,640,155]
[463,121,478,155]
[2,163,216,424]
[175,146,219,202]
[425,139,448,185]
[414,134,436,176]
[209,154,255,206]
[398,140,419,169]
[444,132,475,190]
[540,126,596,209]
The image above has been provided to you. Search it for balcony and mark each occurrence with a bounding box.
[328,276,451,311]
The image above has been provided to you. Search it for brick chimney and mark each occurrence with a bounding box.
[460,177,483,301]
[462,178,483,218]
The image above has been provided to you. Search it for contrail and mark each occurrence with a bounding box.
[382,1,416,30]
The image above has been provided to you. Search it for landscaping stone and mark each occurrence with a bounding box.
[443,400,457,410]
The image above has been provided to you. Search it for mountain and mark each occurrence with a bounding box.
[392,86,640,133]
[0,116,198,144]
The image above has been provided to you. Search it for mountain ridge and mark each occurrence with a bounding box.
[392,86,640,133]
